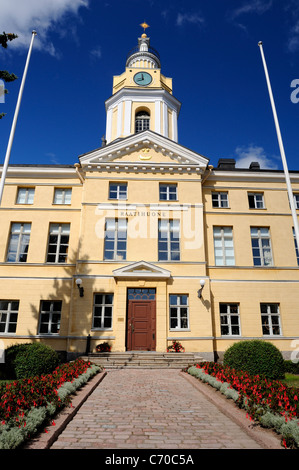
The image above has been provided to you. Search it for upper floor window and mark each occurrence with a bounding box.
[213,227,235,266]
[16,187,34,205]
[46,223,70,263]
[109,183,127,200]
[135,110,150,133]
[104,218,127,260]
[159,184,177,201]
[212,192,229,208]
[53,188,72,205]
[250,227,273,266]
[248,192,265,209]
[158,219,180,261]
[294,194,299,209]
[7,223,31,263]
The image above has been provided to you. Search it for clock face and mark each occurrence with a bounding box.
[133,72,152,86]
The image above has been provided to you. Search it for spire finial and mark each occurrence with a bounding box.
[140,21,149,37]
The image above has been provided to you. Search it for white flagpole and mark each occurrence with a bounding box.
[258,41,299,250]
[0,30,37,206]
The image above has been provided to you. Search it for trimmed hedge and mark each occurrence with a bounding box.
[223,339,285,380]
[1,343,60,379]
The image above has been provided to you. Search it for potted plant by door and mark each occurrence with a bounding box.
[96,342,111,352]
[167,340,185,353]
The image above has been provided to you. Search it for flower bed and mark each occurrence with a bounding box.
[187,362,299,449]
[0,358,101,449]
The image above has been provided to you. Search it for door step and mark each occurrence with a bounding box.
[81,351,202,369]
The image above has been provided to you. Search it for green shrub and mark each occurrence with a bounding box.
[223,340,285,380]
[2,343,60,379]
[284,360,299,375]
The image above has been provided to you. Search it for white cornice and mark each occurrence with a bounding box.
[105,88,181,114]
[0,166,77,179]
[208,170,299,183]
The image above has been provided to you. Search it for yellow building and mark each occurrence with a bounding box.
[0,31,298,361]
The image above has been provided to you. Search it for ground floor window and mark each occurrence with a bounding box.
[261,303,281,335]
[220,303,240,335]
[92,294,113,329]
[169,295,189,330]
[0,300,19,333]
[39,300,61,334]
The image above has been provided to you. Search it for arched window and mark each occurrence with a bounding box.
[135,110,150,133]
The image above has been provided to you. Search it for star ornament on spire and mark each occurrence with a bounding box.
[140,22,150,33]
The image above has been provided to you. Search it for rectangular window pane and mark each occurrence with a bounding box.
[109,183,127,200]
[159,184,177,201]
[104,219,127,260]
[212,192,228,208]
[47,223,70,263]
[220,304,240,336]
[0,300,19,334]
[39,301,61,334]
[169,295,189,329]
[17,188,35,205]
[213,227,235,266]
[54,188,72,204]
[260,303,281,335]
[158,220,180,261]
[7,223,31,262]
[92,294,114,329]
[251,227,273,266]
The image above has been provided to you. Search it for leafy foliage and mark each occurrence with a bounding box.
[223,339,285,380]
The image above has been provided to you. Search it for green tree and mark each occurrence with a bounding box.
[0,32,18,119]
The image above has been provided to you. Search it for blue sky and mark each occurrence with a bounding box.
[0,0,299,171]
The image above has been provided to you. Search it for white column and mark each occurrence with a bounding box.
[155,100,161,134]
[117,101,123,138]
[172,109,178,142]
[106,107,113,144]
[124,100,132,136]
[163,102,168,138]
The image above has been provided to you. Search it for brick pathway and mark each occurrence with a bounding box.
[50,369,266,449]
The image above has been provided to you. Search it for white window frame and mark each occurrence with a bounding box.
[92,294,113,330]
[109,183,127,200]
[53,188,72,205]
[220,303,240,336]
[16,187,35,205]
[39,300,62,335]
[250,227,273,266]
[6,223,31,263]
[104,218,127,260]
[158,219,180,261]
[135,111,150,133]
[294,194,299,209]
[169,294,189,330]
[0,300,19,334]
[248,192,265,209]
[159,184,178,201]
[213,226,235,266]
[260,303,282,336]
[46,223,70,263]
[212,192,229,208]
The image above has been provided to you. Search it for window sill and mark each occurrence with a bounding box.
[169,329,191,332]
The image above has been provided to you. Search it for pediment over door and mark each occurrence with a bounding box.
[112,260,171,279]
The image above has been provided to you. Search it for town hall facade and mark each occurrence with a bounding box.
[0,30,298,361]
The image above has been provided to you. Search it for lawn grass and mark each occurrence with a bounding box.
[283,373,299,389]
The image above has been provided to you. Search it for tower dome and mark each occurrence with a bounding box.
[126,34,161,69]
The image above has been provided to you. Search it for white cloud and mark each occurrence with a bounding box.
[229,0,273,20]
[90,45,102,59]
[235,145,279,169]
[0,0,89,56]
[176,12,205,27]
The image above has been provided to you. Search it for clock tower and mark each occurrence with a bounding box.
[105,24,181,144]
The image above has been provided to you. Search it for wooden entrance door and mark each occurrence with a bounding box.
[127,289,156,351]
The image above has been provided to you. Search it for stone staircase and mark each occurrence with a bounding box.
[81,351,202,369]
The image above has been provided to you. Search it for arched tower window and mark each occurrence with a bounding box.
[135,110,150,133]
